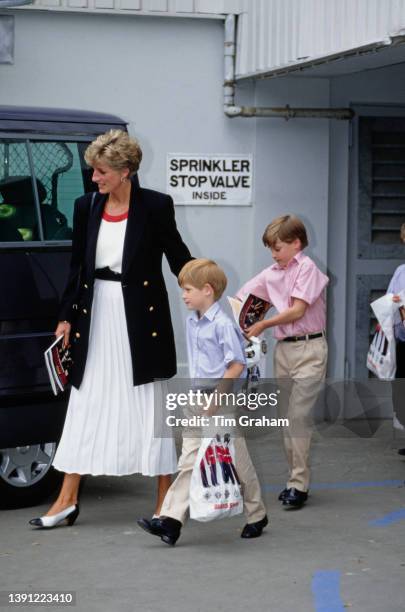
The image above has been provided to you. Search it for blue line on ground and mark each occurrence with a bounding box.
[312,570,344,612]
[264,480,404,493]
[369,508,405,526]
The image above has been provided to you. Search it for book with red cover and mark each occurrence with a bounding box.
[227,294,271,331]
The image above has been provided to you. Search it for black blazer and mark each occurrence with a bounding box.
[59,176,192,388]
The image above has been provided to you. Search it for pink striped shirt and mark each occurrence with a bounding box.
[237,251,329,340]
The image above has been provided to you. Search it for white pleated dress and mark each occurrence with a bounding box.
[53,209,177,476]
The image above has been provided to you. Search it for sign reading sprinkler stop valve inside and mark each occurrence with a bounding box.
[167,154,253,206]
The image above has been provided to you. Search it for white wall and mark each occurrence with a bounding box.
[1,10,366,380]
[0,10,256,372]
[248,77,330,375]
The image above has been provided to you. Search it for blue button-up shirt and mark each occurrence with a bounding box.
[387,264,405,342]
[186,302,247,380]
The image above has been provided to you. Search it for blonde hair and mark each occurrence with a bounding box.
[178,258,227,301]
[262,214,308,248]
[84,129,142,176]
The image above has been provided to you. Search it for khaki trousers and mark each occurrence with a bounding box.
[160,436,267,525]
[274,335,327,492]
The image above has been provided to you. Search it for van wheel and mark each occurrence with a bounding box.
[0,443,62,509]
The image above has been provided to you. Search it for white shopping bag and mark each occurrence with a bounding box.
[367,328,395,380]
[189,434,243,522]
[366,291,405,380]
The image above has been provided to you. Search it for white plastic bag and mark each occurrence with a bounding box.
[366,292,405,379]
[189,434,243,522]
[367,328,395,380]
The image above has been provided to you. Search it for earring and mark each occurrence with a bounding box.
[121,176,128,183]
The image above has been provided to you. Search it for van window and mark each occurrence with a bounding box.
[0,140,37,242]
[0,139,91,243]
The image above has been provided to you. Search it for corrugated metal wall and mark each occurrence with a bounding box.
[236,0,405,78]
[22,0,243,17]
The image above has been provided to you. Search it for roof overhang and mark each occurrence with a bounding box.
[236,31,405,81]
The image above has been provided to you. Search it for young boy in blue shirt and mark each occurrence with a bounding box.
[137,258,268,546]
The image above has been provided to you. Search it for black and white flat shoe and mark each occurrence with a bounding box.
[29,504,79,529]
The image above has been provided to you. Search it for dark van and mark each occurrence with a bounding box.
[0,106,127,508]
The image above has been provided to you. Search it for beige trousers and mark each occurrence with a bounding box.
[160,436,267,525]
[274,335,328,492]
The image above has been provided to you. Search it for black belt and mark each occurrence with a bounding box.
[282,332,324,342]
[94,267,122,282]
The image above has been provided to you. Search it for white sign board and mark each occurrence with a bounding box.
[167,154,253,206]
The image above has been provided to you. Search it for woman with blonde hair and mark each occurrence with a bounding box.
[29,130,192,528]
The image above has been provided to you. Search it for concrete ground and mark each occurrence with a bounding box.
[1,423,404,612]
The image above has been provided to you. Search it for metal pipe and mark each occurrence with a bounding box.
[223,14,354,121]
[224,14,236,108]
[225,105,354,120]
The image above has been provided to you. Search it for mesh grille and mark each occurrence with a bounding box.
[0,141,73,206]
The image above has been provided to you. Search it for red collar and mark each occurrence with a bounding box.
[102,209,128,222]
